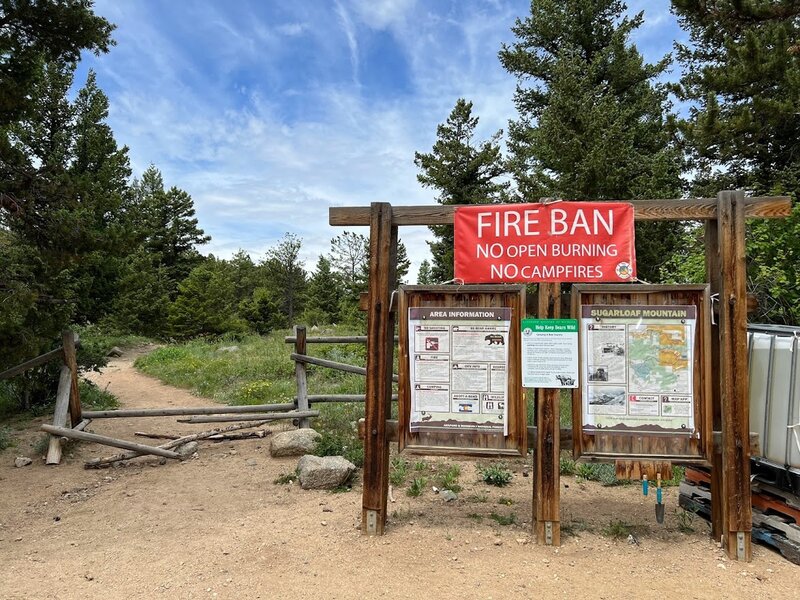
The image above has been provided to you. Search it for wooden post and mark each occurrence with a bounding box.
[717,190,752,561]
[46,366,74,465]
[534,282,561,546]
[705,210,726,542]
[294,325,311,429]
[62,330,81,425]
[361,202,397,536]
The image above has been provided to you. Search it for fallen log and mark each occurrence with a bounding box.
[176,410,318,424]
[41,424,181,460]
[82,402,296,419]
[134,429,271,442]
[85,420,273,468]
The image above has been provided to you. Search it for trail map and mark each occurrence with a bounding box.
[581,305,696,432]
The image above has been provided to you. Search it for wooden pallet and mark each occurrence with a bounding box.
[680,478,800,565]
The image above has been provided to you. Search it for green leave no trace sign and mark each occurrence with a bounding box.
[521,318,579,388]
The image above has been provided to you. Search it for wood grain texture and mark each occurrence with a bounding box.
[717,190,753,561]
[361,203,396,535]
[705,215,726,542]
[62,330,81,425]
[329,196,791,226]
[294,326,310,428]
[534,282,561,546]
[41,424,181,459]
[397,286,527,456]
[45,366,74,465]
[571,284,711,462]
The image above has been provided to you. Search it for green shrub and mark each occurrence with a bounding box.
[479,463,513,487]
[407,477,427,497]
[0,426,15,450]
[390,456,409,486]
[489,512,517,526]
[78,379,119,410]
[434,464,462,492]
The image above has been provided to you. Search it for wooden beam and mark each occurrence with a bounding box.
[534,282,561,546]
[82,403,296,419]
[284,335,400,344]
[40,424,181,459]
[717,190,753,561]
[176,410,319,423]
[0,347,64,381]
[329,196,791,226]
[290,352,399,382]
[294,325,311,428]
[361,202,396,536]
[46,366,74,465]
[62,330,81,425]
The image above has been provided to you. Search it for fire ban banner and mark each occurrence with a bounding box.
[454,202,636,283]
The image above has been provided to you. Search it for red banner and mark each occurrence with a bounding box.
[454,202,636,283]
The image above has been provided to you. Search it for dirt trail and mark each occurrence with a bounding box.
[0,349,797,599]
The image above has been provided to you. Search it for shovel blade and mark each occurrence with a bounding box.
[655,502,665,524]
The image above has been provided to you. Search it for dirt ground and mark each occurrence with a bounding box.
[0,349,797,599]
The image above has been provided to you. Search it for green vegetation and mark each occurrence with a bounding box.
[78,380,119,411]
[390,456,410,486]
[559,453,577,476]
[675,509,696,534]
[561,517,592,537]
[601,519,645,540]
[434,463,462,493]
[273,472,297,485]
[478,463,513,487]
[0,426,15,451]
[489,512,517,526]
[497,497,514,506]
[575,462,630,487]
[407,477,427,497]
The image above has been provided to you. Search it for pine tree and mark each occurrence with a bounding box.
[672,0,800,322]
[499,0,683,282]
[414,99,508,282]
[417,259,433,285]
[304,256,341,324]
[263,233,306,327]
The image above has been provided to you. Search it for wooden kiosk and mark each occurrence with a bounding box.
[329,191,791,561]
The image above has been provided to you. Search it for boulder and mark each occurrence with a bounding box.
[107,346,123,357]
[270,428,321,458]
[296,455,356,490]
[176,441,198,458]
[14,456,32,468]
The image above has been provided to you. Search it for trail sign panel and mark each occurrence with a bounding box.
[521,319,579,388]
[454,202,636,283]
[409,307,511,435]
[580,305,697,433]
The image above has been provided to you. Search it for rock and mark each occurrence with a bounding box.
[107,346,123,357]
[270,428,321,458]
[296,455,356,490]
[245,458,258,467]
[14,456,32,468]
[176,442,199,458]
[441,490,458,502]
[218,346,239,353]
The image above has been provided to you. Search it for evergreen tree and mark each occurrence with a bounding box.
[329,230,369,314]
[672,0,800,322]
[417,259,434,285]
[414,98,509,282]
[304,255,341,324]
[109,248,171,337]
[499,0,683,282]
[263,233,306,327]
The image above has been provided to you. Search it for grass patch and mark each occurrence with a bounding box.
[478,463,513,487]
[78,380,119,410]
[601,519,648,540]
[467,513,484,522]
[413,460,429,472]
[675,508,696,533]
[467,492,489,503]
[390,456,409,486]
[561,517,592,536]
[0,426,15,451]
[407,477,427,497]
[559,452,576,475]
[575,462,630,486]
[434,463,462,492]
[497,496,514,506]
[489,512,517,526]
[274,472,297,485]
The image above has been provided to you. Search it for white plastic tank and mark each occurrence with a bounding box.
[748,325,800,471]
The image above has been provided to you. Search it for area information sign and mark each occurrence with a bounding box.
[454,202,636,283]
[581,305,696,432]
[408,307,511,435]
[521,319,579,388]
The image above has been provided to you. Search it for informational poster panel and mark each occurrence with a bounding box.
[581,305,696,432]
[521,318,579,388]
[398,285,527,457]
[571,284,712,462]
[409,307,510,435]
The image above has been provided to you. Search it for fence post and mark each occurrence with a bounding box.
[62,330,81,426]
[294,325,310,429]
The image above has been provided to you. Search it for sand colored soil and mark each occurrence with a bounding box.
[0,348,797,599]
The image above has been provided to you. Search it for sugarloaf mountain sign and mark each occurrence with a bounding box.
[454,202,636,283]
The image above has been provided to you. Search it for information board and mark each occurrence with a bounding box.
[521,319,579,388]
[580,304,697,433]
[409,307,510,435]
[398,285,526,457]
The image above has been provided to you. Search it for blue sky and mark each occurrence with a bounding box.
[76,0,686,279]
